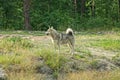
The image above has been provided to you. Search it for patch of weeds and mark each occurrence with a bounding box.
[89,60,99,69]
[0,36,34,54]
[36,49,67,71]
[0,50,38,72]
[112,53,120,66]
[74,54,85,59]
[53,70,59,79]
[7,71,44,80]
[0,54,23,66]
[75,47,92,59]
[75,47,81,52]
[6,36,33,48]
[0,53,27,72]
[91,39,120,51]
[76,47,91,55]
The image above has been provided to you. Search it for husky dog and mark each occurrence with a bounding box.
[45,26,75,55]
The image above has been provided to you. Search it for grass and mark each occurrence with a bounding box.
[0,31,120,80]
[0,30,44,36]
[60,70,120,80]
[35,49,67,71]
[7,71,45,80]
[91,39,120,51]
[0,36,40,78]
[0,36,34,54]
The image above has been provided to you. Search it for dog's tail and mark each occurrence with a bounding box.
[66,28,73,35]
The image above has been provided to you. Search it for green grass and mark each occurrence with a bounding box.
[35,49,67,71]
[91,39,120,51]
[0,36,38,73]
[0,54,23,66]
[112,53,120,66]
[0,36,34,54]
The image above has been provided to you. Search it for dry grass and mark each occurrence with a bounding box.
[60,70,120,80]
[7,71,45,80]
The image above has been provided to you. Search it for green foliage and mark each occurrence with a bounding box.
[90,60,99,69]
[84,17,112,29]
[30,0,73,30]
[0,0,120,30]
[0,0,23,30]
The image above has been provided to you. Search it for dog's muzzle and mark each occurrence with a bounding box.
[45,32,49,35]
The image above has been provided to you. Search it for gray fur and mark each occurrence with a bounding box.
[45,27,75,55]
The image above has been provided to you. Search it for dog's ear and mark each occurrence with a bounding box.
[48,26,50,29]
[51,26,53,29]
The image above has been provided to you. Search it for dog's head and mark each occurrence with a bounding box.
[45,26,54,35]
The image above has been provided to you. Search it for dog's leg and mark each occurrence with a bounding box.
[68,44,73,55]
[68,43,72,54]
[52,39,57,52]
[54,41,58,52]
[57,42,60,54]
[71,45,74,55]
[54,43,57,51]
[71,42,75,55]
[58,44,60,54]
[54,40,60,53]
[68,40,74,55]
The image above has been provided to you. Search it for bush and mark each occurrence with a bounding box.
[84,17,112,30]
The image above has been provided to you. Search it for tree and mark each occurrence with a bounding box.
[74,0,77,16]
[118,0,120,21]
[23,0,31,30]
[0,0,120,30]
[81,0,86,16]
[91,0,95,17]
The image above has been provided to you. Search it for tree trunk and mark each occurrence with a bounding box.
[23,0,31,30]
[118,0,120,12]
[74,0,77,17]
[118,0,120,21]
[81,0,86,16]
[91,0,95,17]
[73,0,77,29]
